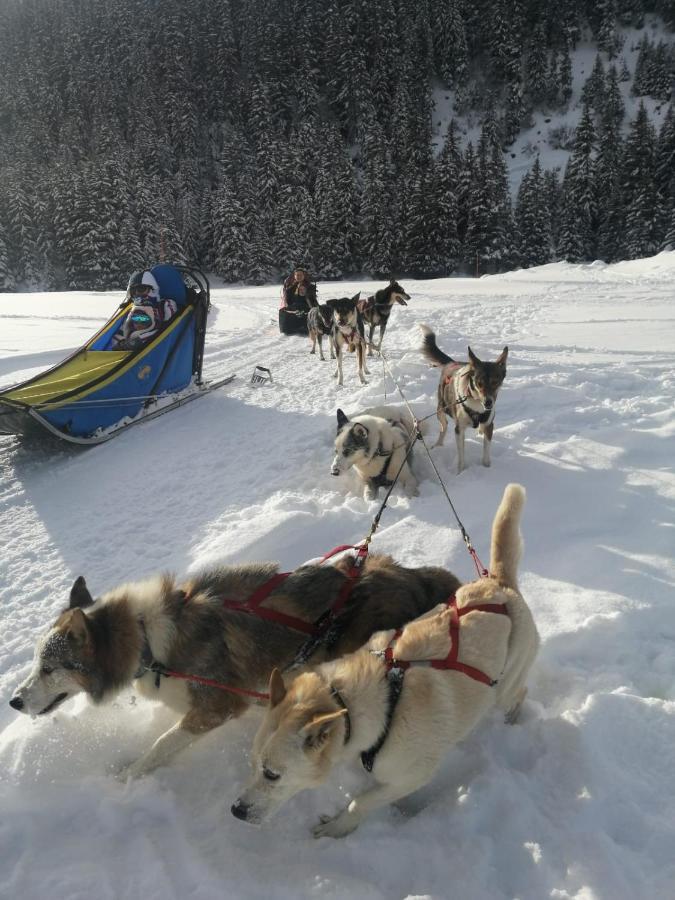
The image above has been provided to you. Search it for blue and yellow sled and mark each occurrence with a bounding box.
[0,265,232,445]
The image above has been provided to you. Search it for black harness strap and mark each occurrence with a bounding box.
[361,668,405,772]
[460,398,493,429]
[135,619,164,688]
[330,686,352,744]
[360,599,507,771]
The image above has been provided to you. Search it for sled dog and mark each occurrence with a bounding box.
[420,325,508,473]
[307,304,335,362]
[359,280,410,356]
[232,484,538,837]
[325,295,370,386]
[331,406,420,501]
[9,555,461,779]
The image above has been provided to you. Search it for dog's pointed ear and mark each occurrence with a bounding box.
[351,292,360,304]
[496,346,508,367]
[63,608,92,648]
[269,668,287,708]
[336,408,349,430]
[353,423,368,439]
[467,346,482,367]
[69,576,94,609]
[301,709,347,750]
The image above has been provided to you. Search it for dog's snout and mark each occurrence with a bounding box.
[9,696,24,711]
[484,398,493,410]
[331,466,340,476]
[231,799,250,821]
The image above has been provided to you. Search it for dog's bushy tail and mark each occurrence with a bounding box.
[489,484,525,591]
[419,324,454,367]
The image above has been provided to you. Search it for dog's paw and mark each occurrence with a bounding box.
[312,812,358,839]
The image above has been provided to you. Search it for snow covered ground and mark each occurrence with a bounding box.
[1,255,674,900]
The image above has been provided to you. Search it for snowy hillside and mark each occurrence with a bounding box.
[1,255,674,900]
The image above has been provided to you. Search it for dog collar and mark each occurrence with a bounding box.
[330,685,351,745]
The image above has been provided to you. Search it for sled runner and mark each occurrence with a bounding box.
[0,265,234,445]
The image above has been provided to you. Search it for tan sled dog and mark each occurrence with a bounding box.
[9,554,460,779]
[232,484,538,837]
[420,325,508,473]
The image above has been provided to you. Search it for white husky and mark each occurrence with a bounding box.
[331,405,420,501]
[232,484,539,837]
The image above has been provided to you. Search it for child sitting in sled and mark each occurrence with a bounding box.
[112,271,178,350]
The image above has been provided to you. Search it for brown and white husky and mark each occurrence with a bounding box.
[420,325,508,473]
[9,555,460,779]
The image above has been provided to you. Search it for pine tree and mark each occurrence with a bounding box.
[595,117,624,262]
[311,123,357,278]
[558,105,597,261]
[580,55,606,113]
[359,108,397,277]
[596,0,622,58]
[543,168,562,252]
[621,102,661,259]
[525,24,550,105]
[433,122,462,273]
[465,115,515,272]
[0,225,14,291]
[603,65,625,132]
[655,105,675,243]
[432,0,469,87]
[515,157,552,267]
[662,204,675,251]
[210,176,249,282]
[557,44,574,107]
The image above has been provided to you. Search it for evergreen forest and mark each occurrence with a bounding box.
[0,0,674,290]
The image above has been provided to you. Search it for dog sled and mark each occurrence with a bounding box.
[0,264,234,445]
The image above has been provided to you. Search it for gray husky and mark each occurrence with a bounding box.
[9,556,460,778]
[307,303,335,362]
[331,406,420,501]
[420,325,508,474]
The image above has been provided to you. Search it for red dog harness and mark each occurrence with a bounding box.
[380,595,508,686]
[219,544,368,635]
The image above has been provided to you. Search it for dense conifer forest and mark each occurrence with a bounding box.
[0,0,674,290]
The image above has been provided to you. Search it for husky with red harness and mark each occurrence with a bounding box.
[9,543,461,780]
[233,483,539,837]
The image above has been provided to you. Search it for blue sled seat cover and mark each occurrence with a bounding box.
[151,264,188,306]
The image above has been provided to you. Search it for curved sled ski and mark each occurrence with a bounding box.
[0,265,216,444]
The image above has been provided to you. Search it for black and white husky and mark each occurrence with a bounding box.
[331,405,420,500]
[360,280,410,356]
[325,294,369,386]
